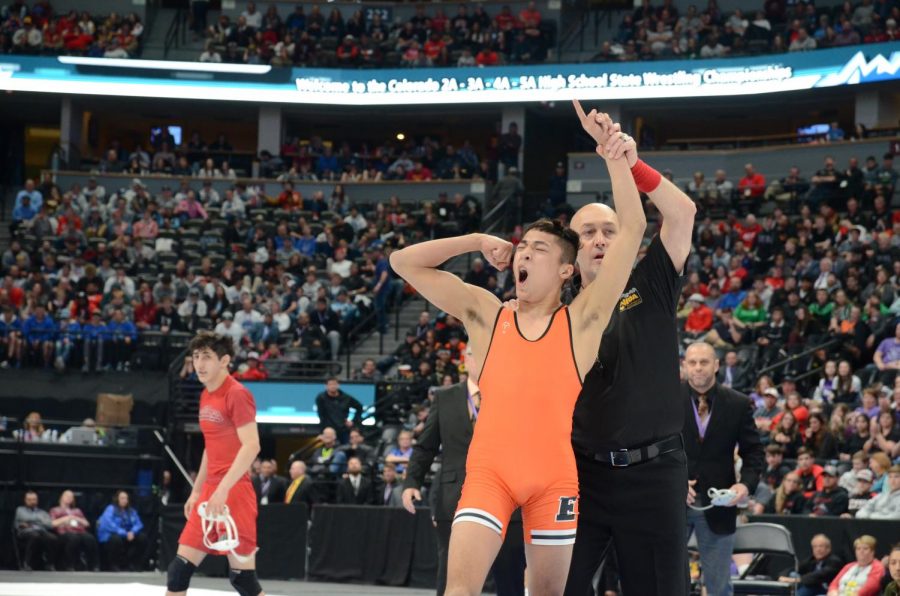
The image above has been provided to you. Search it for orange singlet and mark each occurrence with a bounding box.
[454,305,583,546]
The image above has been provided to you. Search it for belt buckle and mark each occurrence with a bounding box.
[610,449,630,467]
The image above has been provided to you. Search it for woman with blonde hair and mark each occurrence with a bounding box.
[827,535,884,596]
[20,412,49,442]
[755,471,806,515]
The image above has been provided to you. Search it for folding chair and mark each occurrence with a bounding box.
[731,522,797,595]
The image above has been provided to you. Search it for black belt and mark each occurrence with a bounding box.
[581,434,683,468]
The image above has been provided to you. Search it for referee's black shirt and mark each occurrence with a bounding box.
[572,235,685,452]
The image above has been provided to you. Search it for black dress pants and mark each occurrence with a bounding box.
[103,532,148,571]
[564,448,689,596]
[60,532,99,570]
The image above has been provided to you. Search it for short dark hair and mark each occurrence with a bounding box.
[796,447,812,458]
[765,444,784,456]
[188,331,235,359]
[522,218,579,265]
[326,376,339,384]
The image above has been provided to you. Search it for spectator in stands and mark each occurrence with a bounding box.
[105,308,136,371]
[772,410,806,462]
[213,311,242,351]
[335,456,374,504]
[779,534,843,596]
[754,389,782,437]
[310,298,341,360]
[285,460,316,506]
[873,322,900,385]
[796,447,825,498]
[738,163,766,201]
[828,535,885,595]
[755,443,791,506]
[50,490,98,571]
[805,412,840,460]
[315,378,363,443]
[23,304,55,368]
[385,430,414,474]
[804,465,849,516]
[252,458,286,505]
[353,358,382,382]
[845,468,876,517]
[10,194,37,236]
[716,350,751,390]
[14,490,59,571]
[0,305,23,368]
[82,311,105,373]
[97,490,146,572]
[234,351,267,381]
[338,428,376,470]
[755,471,806,514]
[377,462,403,507]
[870,452,893,494]
[307,427,347,475]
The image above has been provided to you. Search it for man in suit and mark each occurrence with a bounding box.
[402,377,526,596]
[335,456,374,505]
[251,459,287,505]
[682,341,764,596]
[377,463,404,507]
[284,460,317,508]
[716,350,752,392]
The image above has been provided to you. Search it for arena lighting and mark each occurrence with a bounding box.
[396,132,406,140]
[57,55,273,74]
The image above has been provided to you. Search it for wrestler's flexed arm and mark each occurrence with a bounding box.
[569,108,646,378]
[390,234,509,374]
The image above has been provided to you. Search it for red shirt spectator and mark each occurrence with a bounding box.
[519,2,542,26]
[685,297,713,334]
[494,7,518,29]
[56,210,82,236]
[476,48,499,66]
[235,354,268,381]
[406,163,433,181]
[738,164,766,198]
[733,216,762,249]
[423,36,446,62]
[794,449,823,499]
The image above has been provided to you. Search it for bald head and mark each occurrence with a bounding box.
[683,342,719,392]
[571,203,620,287]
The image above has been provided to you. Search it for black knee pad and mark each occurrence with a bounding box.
[166,555,196,592]
[229,568,263,596]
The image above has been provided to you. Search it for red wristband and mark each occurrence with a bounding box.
[630,159,662,194]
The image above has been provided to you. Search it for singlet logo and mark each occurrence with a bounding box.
[199,405,225,424]
[556,496,578,522]
[618,287,642,312]
[502,321,511,334]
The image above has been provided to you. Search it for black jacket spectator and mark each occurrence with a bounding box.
[683,381,765,535]
[335,475,375,504]
[252,474,287,505]
[803,486,849,516]
[315,389,363,434]
[796,553,843,593]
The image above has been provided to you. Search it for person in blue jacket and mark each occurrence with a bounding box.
[23,304,56,368]
[81,311,106,373]
[0,306,23,368]
[97,490,147,572]
[104,308,137,372]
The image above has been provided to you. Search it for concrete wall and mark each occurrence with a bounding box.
[51,171,487,205]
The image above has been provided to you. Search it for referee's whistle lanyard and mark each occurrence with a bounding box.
[466,388,479,422]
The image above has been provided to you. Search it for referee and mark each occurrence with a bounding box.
[564,103,697,595]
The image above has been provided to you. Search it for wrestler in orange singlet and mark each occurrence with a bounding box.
[390,104,645,596]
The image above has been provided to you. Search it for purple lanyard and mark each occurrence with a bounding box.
[467,387,479,422]
[692,397,712,439]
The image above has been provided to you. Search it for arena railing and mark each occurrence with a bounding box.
[755,338,841,381]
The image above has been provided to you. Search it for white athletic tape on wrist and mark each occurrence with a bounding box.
[687,488,738,511]
[197,502,257,563]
